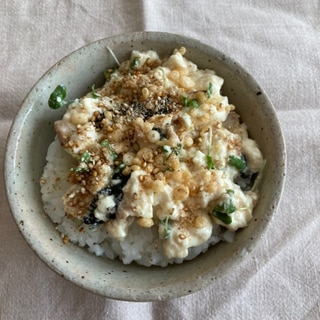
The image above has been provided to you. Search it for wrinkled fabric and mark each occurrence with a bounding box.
[1,1,319,319]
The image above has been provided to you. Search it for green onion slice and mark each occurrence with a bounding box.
[207,82,213,98]
[130,57,140,70]
[100,140,118,160]
[160,216,171,239]
[181,96,200,108]
[228,155,247,171]
[212,190,236,225]
[206,154,215,169]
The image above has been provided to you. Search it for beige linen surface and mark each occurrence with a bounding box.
[1,1,319,319]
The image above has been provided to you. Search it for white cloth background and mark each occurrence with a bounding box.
[1,1,319,319]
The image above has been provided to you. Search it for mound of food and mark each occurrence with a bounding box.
[40,47,264,267]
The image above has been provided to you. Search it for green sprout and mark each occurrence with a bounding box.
[48,84,68,109]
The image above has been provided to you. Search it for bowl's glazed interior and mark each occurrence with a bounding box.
[4,32,286,301]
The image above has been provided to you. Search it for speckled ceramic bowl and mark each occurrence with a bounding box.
[4,32,286,301]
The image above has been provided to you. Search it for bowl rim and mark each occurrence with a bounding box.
[4,31,286,301]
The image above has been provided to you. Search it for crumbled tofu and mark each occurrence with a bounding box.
[54,48,264,259]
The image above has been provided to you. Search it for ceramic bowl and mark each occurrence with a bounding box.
[4,31,286,301]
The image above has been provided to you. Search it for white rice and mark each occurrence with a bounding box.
[40,137,234,267]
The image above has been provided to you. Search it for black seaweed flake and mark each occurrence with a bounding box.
[83,172,130,225]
